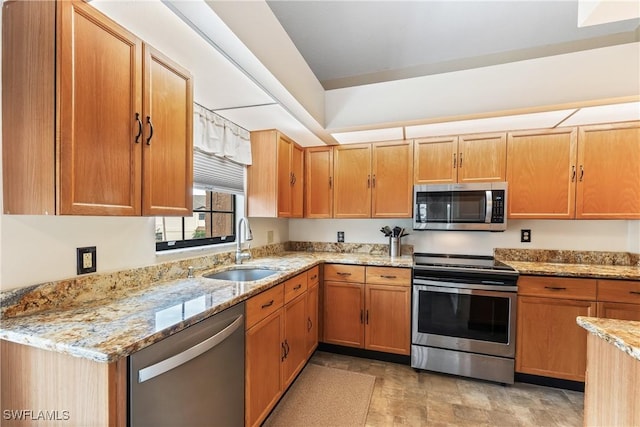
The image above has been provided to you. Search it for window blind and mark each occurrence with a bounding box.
[193,148,245,194]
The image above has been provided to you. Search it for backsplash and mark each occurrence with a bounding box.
[495,248,640,266]
[288,241,414,256]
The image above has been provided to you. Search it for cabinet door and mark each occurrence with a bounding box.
[334,144,372,218]
[306,281,320,358]
[506,128,577,219]
[365,284,411,355]
[291,143,304,218]
[323,281,365,347]
[372,141,413,218]
[245,309,283,427]
[58,0,143,215]
[142,45,193,216]
[277,135,293,217]
[414,136,457,184]
[305,147,333,218]
[516,296,596,382]
[597,302,640,321]
[282,294,308,389]
[458,133,506,183]
[576,122,640,219]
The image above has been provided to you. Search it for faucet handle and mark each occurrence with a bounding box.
[187,266,194,278]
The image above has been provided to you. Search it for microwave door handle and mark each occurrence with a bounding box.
[485,191,492,223]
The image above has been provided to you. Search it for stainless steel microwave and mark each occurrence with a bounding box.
[413,182,507,231]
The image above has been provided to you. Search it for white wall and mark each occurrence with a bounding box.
[289,218,638,256]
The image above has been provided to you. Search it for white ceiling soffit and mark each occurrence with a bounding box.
[578,0,640,27]
[90,0,273,111]
[218,104,325,147]
[332,128,404,145]
[405,109,578,139]
[559,101,640,126]
[325,42,640,131]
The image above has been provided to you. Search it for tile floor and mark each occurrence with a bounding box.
[306,351,584,427]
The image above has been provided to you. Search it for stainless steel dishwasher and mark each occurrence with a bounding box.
[129,302,245,427]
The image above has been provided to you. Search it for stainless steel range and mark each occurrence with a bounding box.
[411,253,519,384]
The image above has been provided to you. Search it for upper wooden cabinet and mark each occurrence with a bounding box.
[576,122,640,219]
[247,130,304,218]
[333,140,413,218]
[506,127,577,219]
[507,122,640,219]
[304,146,334,218]
[2,0,193,216]
[414,133,506,184]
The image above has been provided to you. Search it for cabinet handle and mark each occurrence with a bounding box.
[544,286,567,291]
[571,165,576,182]
[293,284,302,290]
[360,309,364,324]
[310,274,318,281]
[307,317,312,331]
[630,291,640,295]
[367,175,371,188]
[292,173,296,185]
[380,275,397,279]
[284,340,290,358]
[453,153,457,168]
[281,342,286,361]
[459,153,463,168]
[329,176,333,189]
[372,174,376,187]
[337,272,352,276]
[146,116,154,145]
[134,113,142,143]
[365,310,369,325]
[261,300,274,309]
[579,165,584,182]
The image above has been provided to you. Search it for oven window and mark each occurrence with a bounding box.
[417,191,486,223]
[417,290,509,343]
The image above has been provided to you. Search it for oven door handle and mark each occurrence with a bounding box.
[414,284,516,298]
[413,279,517,293]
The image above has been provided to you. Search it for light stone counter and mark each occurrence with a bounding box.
[0,251,412,363]
[577,316,640,361]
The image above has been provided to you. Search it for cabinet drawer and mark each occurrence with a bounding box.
[365,266,411,286]
[517,276,596,300]
[307,266,320,285]
[597,280,640,304]
[246,284,284,329]
[284,272,308,304]
[324,264,365,283]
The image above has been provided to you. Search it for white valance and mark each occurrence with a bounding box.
[193,104,252,166]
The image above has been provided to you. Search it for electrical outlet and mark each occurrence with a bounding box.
[520,229,532,243]
[337,231,345,243]
[77,246,96,275]
[267,230,274,244]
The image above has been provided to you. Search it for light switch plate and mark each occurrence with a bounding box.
[77,246,97,275]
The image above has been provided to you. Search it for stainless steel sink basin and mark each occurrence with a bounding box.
[203,268,278,282]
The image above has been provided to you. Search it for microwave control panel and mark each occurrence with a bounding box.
[491,191,505,223]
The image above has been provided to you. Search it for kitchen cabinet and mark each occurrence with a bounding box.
[414,133,506,184]
[516,276,597,382]
[333,140,413,218]
[2,0,193,216]
[245,269,317,427]
[323,264,411,355]
[1,339,127,427]
[576,122,640,219]
[306,266,320,358]
[596,279,640,321]
[506,127,577,219]
[247,130,304,218]
[305,146,334,218]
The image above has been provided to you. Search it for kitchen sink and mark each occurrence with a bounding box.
[203,268,278,282]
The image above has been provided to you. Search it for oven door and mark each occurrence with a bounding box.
[412,281,516,358]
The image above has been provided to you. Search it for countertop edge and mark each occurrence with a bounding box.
[577,316,640,361]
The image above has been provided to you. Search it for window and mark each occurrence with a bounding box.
[156,190,236,251]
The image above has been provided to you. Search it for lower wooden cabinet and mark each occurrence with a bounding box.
[323,265,411,355]
[516,276,640,383]
[245,268,319,427]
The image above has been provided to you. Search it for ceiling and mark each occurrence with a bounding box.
[266,0,640,90]
[92,1,640,146]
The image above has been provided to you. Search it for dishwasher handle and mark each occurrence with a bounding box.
[138,314,244,383]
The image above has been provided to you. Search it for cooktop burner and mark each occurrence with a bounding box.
[414,253,515,271]
[413,253,519,284]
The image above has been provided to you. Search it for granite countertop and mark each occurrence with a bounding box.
[0,252,412,363]
[577,316,640,361]
[501,261,640,281]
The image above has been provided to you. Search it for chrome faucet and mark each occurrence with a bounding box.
[236,217,253,264]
